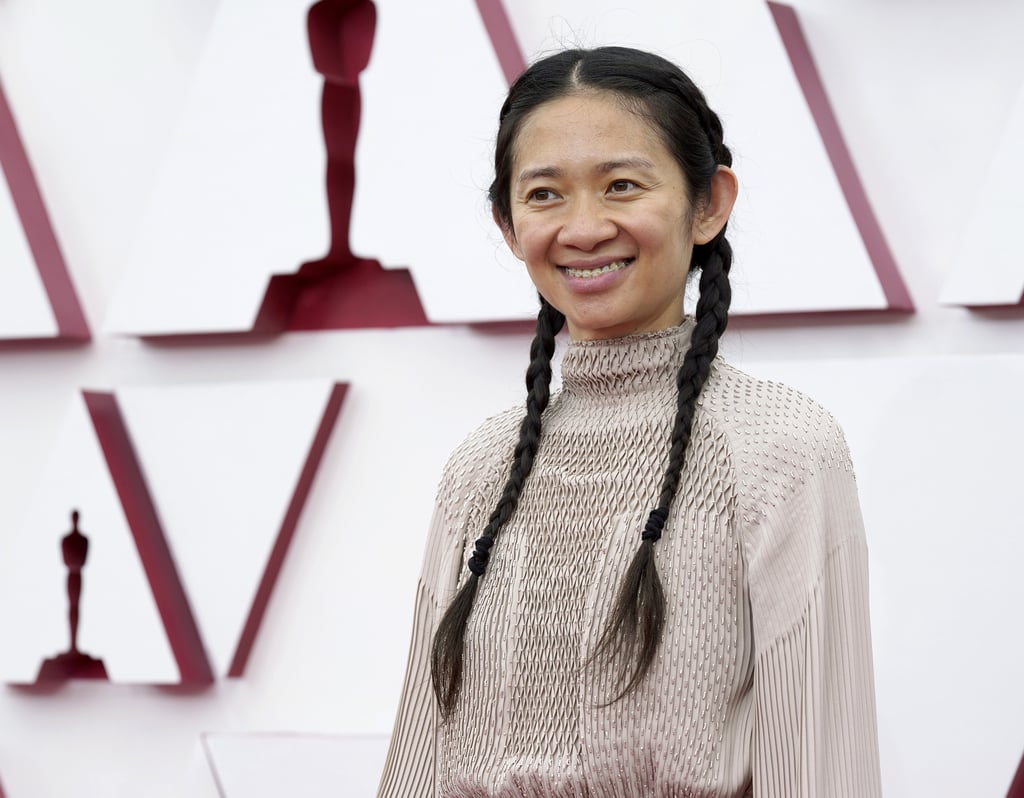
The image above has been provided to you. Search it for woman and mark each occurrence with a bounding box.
[377,46,881,797]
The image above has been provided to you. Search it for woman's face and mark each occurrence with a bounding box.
[500,91,707,341]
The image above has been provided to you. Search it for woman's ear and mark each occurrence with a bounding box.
[693,166,739,245]
[493,205,524,260]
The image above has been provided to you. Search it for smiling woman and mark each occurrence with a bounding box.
[501,91,736,341]
[377,46,882,798]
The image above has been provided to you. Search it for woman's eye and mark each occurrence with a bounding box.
[609,180,636,194]
[528,188,555,202]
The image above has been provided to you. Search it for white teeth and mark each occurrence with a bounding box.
[564,259,632,278]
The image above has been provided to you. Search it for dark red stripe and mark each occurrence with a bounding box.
[768,1,914,312]
[228,383,348,676]
[0,76,90,339]
[475,0,527,86]
[83,391,212,683]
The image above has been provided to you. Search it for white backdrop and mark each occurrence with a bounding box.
[1,0,1023,796]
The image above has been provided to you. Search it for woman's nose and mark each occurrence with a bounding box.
[556,197,616,250]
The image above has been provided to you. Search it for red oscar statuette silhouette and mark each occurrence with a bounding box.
[37,510,108,681]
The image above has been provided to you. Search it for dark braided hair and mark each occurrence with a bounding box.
[431,46,734,717]
[431,297,565,716]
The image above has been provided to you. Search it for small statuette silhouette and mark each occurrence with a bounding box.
[36,510,108,681]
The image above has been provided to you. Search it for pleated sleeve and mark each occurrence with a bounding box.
[375,504,443,797]
[376,490,477,796]
[744,417,883,797]
[376,412,515,798]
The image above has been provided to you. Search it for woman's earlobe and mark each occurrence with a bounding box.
[694,166,739,244]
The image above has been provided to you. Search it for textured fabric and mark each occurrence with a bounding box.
[377,323,882,798]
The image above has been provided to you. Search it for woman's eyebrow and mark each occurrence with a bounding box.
[596,157,656,174]
[517,166,562,185]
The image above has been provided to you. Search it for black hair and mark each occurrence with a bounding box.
[431,46,733,717]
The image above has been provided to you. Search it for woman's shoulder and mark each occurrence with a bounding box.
[434,405,522,517]
[702,360,856,521]
[704,358,848,438]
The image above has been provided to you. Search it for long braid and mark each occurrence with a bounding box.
[583,70,735,701]
[431,298,566,718]
[658,238,732,508]
[587,233,733,702]
[586,83,733,698]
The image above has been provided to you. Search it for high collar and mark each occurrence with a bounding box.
[560,319,696,399]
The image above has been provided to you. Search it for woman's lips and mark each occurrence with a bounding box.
[559,257,635,293]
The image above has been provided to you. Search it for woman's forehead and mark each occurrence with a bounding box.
[511,92,671,172]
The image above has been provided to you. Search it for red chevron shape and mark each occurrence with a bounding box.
[83,391,213,684]
[768,1,913,313]
[228,382,348,676]
[14,382,348,684]
[0,76,90,341]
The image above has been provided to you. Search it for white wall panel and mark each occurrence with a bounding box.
[203,733,388,797]
[103,0,329,335]
[0,0,219,327]
[350,0,536,322]
[117,380,341,677]
[941,77,1024,307]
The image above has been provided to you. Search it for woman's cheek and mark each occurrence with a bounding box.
[517,219,556,265]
